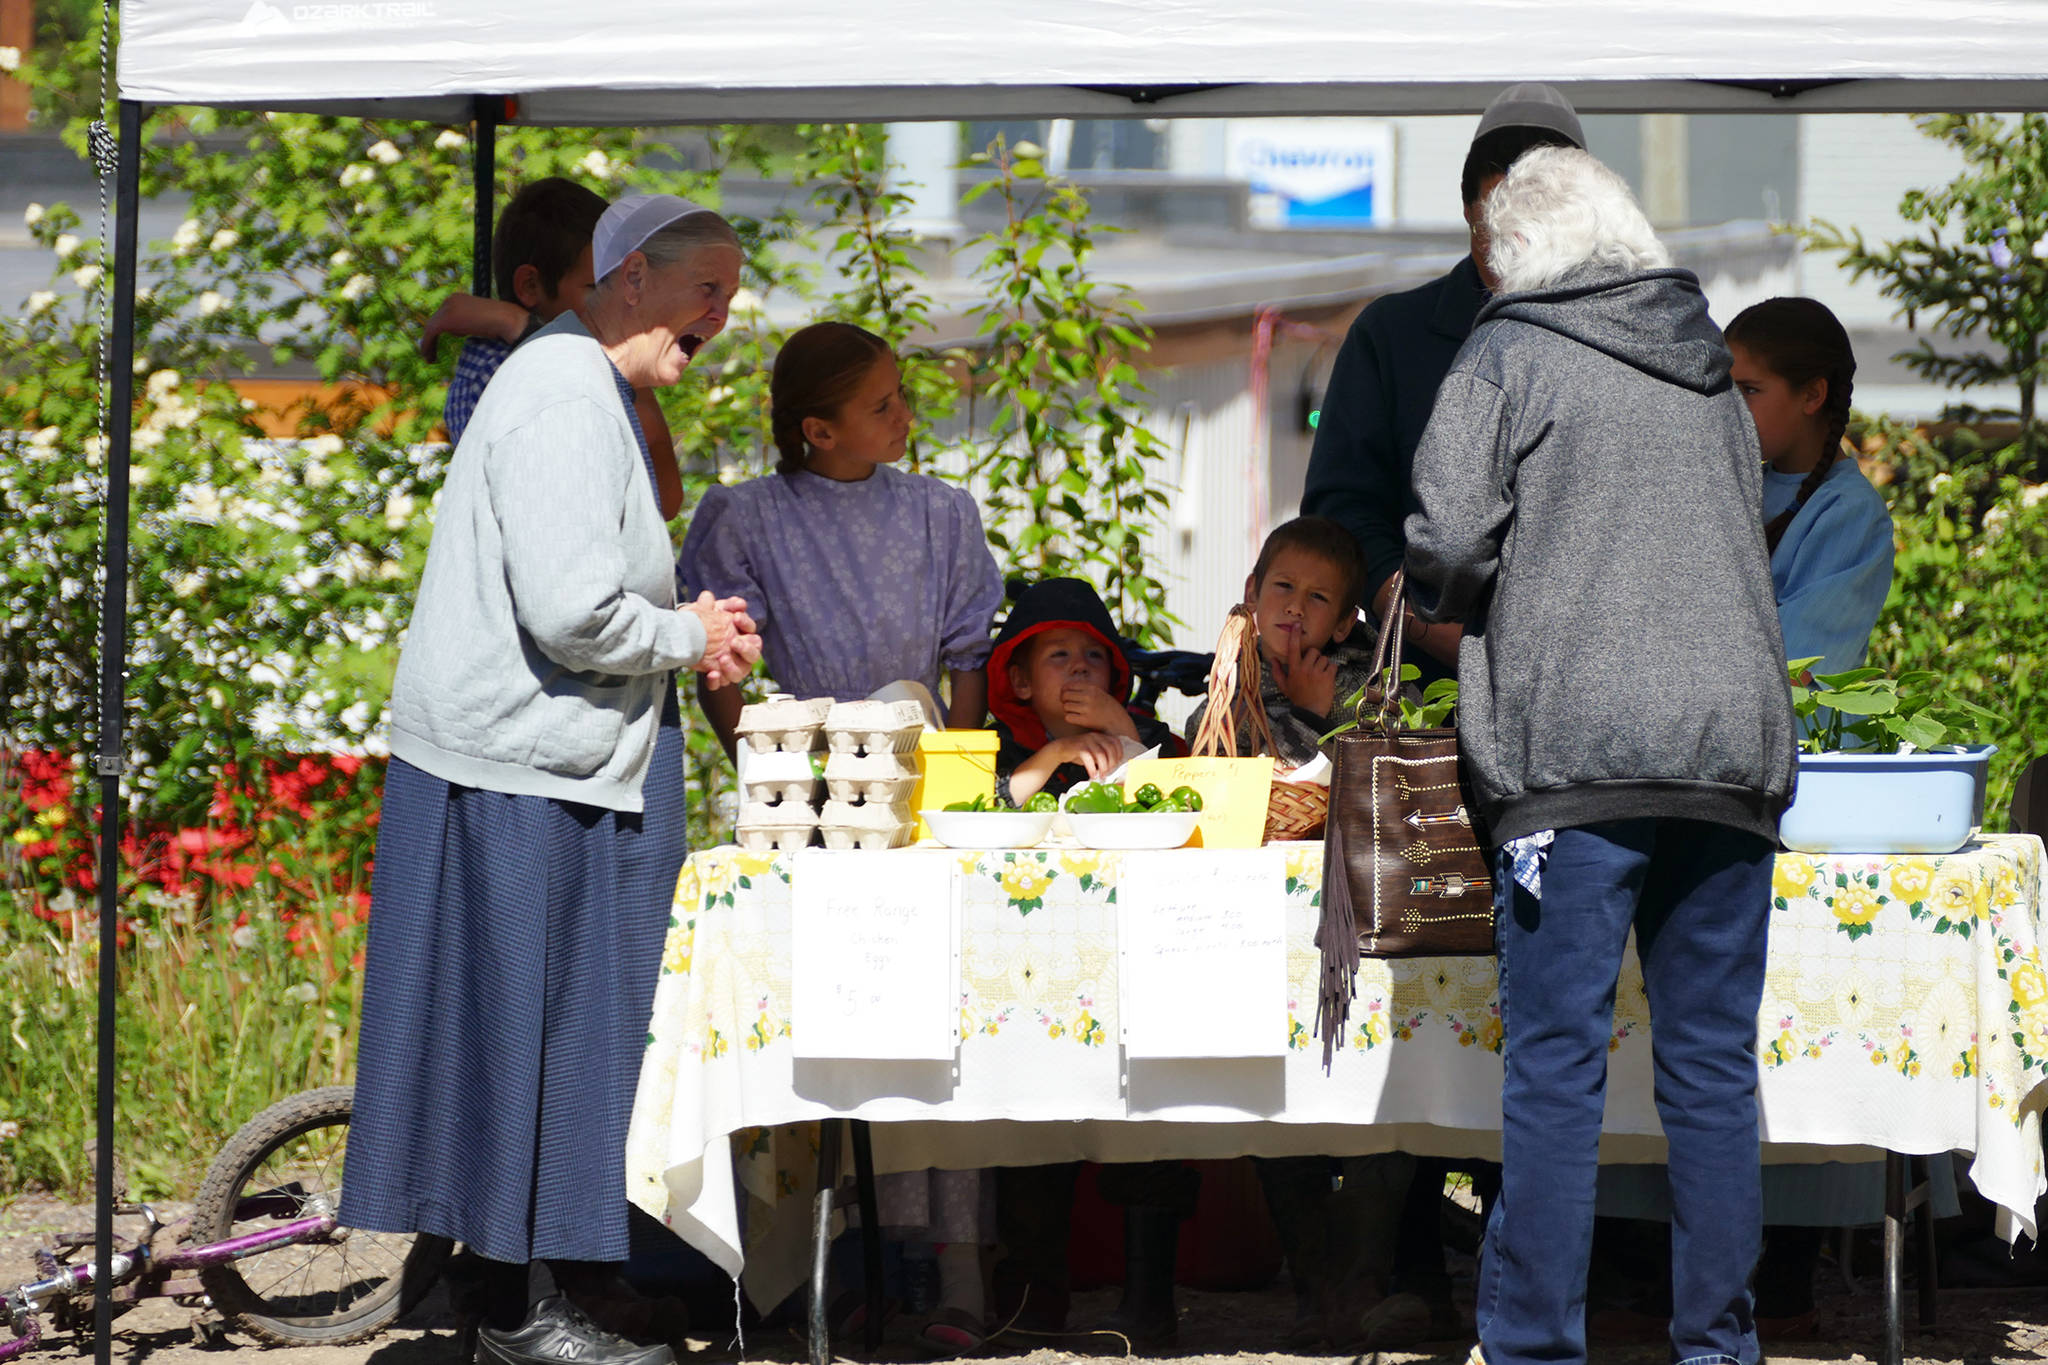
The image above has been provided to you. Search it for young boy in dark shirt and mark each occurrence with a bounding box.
[1183,515,1379,766]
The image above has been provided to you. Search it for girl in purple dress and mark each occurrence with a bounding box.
[678,322,1004,1350]
[680,322,1005,756]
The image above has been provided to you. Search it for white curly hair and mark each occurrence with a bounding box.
[1483,146,1671,294]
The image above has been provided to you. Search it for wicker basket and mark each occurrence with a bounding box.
[1263,779,1329,842]
[1192,605,1330,842]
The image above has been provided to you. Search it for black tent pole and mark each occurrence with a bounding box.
[472,96,499,297]
[93,96,144,1365]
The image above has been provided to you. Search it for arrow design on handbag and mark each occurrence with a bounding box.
[1404,806,1472,830]
[1409,873,1476,899]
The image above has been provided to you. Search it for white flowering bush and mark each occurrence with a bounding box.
[1,45,811,864]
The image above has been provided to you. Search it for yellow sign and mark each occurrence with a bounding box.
[1123,756,1275,849]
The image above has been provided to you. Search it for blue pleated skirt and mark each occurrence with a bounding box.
[340,692,686,1264]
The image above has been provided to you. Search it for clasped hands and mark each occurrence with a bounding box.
[682,591,761,689]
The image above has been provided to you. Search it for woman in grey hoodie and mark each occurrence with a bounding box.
[1403,148,1797,1365]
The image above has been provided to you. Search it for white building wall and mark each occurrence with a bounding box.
[1794,114,1966,329]
[1391,116,1479,228]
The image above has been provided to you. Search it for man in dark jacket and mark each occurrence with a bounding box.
[1405,146,1797,1365]
[1302,83,1584,680]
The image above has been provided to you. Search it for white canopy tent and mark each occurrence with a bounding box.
[117,0,2048,120]
[79,7,2047,1365]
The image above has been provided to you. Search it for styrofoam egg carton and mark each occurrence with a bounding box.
[817,798,914,852]
[823,752,919,805]
[739,749,823,807]
[734,800,818,853]
[823,699,926,756]
[735,696,832,754]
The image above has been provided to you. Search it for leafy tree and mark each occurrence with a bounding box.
[4,18,1180,889]
[1804,115,2048,479]
[962,135,1179,646]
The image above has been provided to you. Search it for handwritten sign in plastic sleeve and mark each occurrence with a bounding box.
[1117,850,1287,1058]
[791,850,958,1060]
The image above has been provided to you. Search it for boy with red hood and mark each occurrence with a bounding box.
[987,577,1184,806]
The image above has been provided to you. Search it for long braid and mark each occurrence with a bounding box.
[1763,371,1852,552]
[1727,297,1857,554]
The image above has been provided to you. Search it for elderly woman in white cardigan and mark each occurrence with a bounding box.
[343,196,758,1365]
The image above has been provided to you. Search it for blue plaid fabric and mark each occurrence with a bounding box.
[1505,830,1555,900]
[343,360,683,1262]
[443,336,515,446]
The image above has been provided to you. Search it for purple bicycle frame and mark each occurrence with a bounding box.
[1,1214,335,1363]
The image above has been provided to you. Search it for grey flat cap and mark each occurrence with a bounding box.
[1474,83,1586,149]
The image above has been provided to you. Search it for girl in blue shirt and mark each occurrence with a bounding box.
[1725,297,1895,677]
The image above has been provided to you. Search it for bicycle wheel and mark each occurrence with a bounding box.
[190,1086,452,1346]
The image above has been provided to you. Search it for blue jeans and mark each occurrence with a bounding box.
[1476,819,1775,1365]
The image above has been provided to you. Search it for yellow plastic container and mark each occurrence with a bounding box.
[912,730,1001,840]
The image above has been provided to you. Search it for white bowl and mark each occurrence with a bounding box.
[919,809,1055,849]
[1065,810,1199,851]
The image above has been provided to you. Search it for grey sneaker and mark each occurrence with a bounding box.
[477,1297,675,1365]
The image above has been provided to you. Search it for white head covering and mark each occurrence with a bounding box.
[592,192,712,282]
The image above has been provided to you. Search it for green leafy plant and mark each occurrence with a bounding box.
[1787,656,2002,756]
[1803,114,2048,478]
[961,135,1178,646]
[797,123,961,475]
[1322,665,1459,740]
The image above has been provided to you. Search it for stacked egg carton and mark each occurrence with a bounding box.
[733,697,830,853]
[817,700,925,851]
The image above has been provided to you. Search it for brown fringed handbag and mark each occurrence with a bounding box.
[1315,572,1495,1068]
[1189,605,1329,842]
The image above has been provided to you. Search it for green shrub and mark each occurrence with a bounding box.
[1855,417,2048,827]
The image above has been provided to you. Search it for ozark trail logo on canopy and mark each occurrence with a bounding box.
[238,0,441,29]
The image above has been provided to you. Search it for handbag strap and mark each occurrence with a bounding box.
[1353,570,1409,736]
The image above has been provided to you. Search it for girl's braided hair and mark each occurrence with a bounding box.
[1725,296,1856,553]
[769,322,893,475]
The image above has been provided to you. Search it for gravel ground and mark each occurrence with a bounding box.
[6,1197,2044,1365]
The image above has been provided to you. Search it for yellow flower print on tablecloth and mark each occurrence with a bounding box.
[1772,857,1819,908]
[1885,861,1934,906]
[745,997,788,1052]
[1889,1026,1923,1078]
[1953,1042,1979,1079]
[2008,960,2046,1012]
[1927,870,1984,936]
[2012,961,2048,1070]
[1827,874,1885,940]
[1036,996,1107,1046]
[1763,1020,1800,1069]
[1058,851,1109,893]
[999,856,1056,914]
[733,850,781,886]
[1284,846,1322,905]
[1355,1006,1392,1050]
[660,921,694,977]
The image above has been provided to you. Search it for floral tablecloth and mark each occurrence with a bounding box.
[626,835,2048,1308]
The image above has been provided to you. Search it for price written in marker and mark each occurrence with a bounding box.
[1118,850,1287,1058]
[791,850,958,1060]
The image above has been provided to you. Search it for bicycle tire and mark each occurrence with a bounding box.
[190,1086,452,1346]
